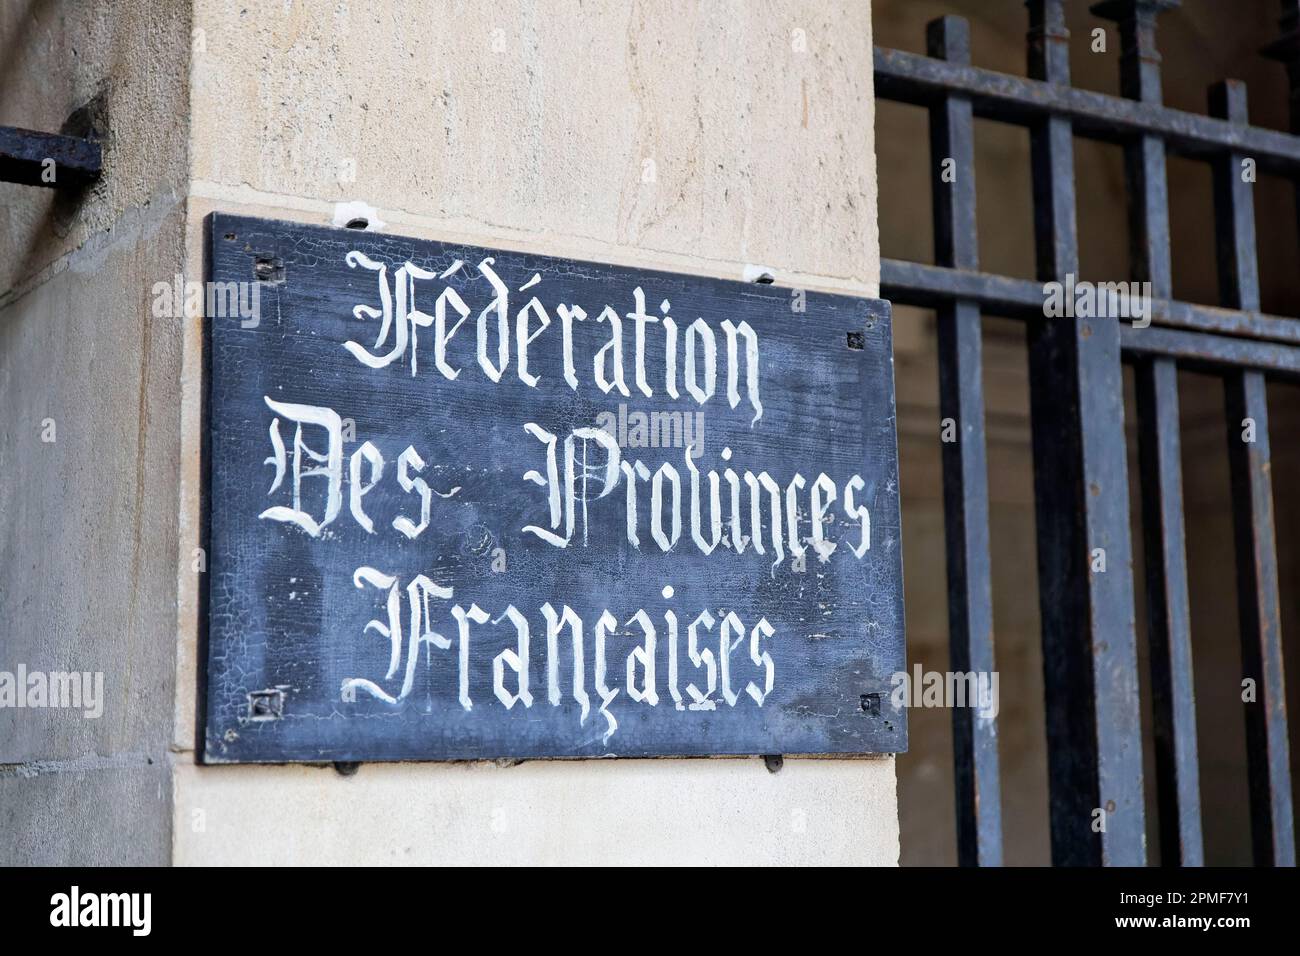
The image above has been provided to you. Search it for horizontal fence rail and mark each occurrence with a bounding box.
[875,46,1300,172]
[0,126,100,188]
[877,0,1298,867]
[881,259,1300,347]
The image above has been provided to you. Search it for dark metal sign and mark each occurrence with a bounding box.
[202,213,905,762]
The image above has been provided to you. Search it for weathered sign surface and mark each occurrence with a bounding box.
[202,213,905,762]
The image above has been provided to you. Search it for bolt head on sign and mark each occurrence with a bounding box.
[202,213,905,762]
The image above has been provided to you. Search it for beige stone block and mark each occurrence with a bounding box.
[189,0,879,292]
[173,756,897,866]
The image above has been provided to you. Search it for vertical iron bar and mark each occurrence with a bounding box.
[1262,0,1300,249]
[1135,360,1202,866]
[927,15,1003,868]
[1095,0,1203,868]
[1223,375,1295,867]
[1025,0,1147,866]
[1209,78,1297,867]
[1093,0,1178,296]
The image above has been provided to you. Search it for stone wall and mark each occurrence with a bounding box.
[0,0,192,865]
[170,0,898,866]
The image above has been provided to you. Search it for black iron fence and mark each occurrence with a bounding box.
[877,0,1298,866]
